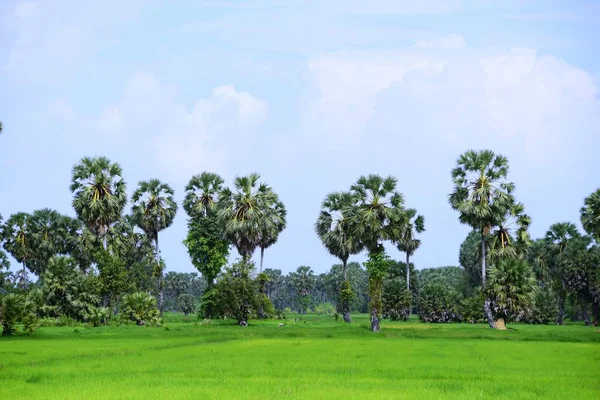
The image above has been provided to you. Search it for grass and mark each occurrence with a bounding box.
[1,314,599,399]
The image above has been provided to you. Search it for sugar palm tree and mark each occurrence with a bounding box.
[183,172,225,218]
[396,208,425,291]
[218,173,278,262]
[348,174,407,332]
[544,222,581,325]
[29,208,72,276]
[131,179,178,312]
[315,191,363,323]
[448,149,517,328]
[581,188,600,243]
[1,212,34,289]
[258,198,287,272]
[488,202,531,264]
[70,156,127,250]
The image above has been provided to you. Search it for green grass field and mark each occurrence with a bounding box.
[1,314,599,399]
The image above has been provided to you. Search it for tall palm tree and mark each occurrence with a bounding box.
[29,208,72,276]
[545,222,581,325]
[131,179,178,312]
[1,212,34,289]
[70,156,127,250]
[315,191,363,323]
[183,172,225,218]
[291,266,315,314]
[258,198,287,272]
[488,202,531,264]
[448,149,517,328]
[218,173,278,262]
[348,174,407,332]
[581,188,600,243]
[396,208,425,291]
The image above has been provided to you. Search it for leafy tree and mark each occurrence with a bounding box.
[527,239,552,288]
[315,191,363,322]
[1,212,34,289]
[213,259,259,326]
[28,209,75,276]
[581,188,600,243]
[348,174,407,332]
[95,250,129,312]
[1,294,26,336]
[418,283,463,323]
[121,292,161,326]
[484,258,537,323]
[40,256,99,320]
[396,209,425,290]
[70,156,127,249]
[383,260,417,320]
[0,248,10,292]
[544,222,582,324]
[324,262,369,313]
[459,230,481,291]
[177,294,196,316]
[449,149,520,328]
[525,286,558,324]
[290,266,316,313]
[131,179,178,312]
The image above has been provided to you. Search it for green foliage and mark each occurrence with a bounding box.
[580,188,600,243]
[120,292,161,326]
[290,266,315,313]
[95,251,129,310]
[177,294,196,316]
[198,288,217,319]
[383,287,412,321]
[255,293,275,318]
[85,307,110,327]
[364,250,391,327]
[213,259,259,325]
[460,292,484,323]
[184,215,230,287]
[525,287,558,324]
[313,302,336,315]
[484,258,537,322]
[1,293,26,336]
[459,230,481,289]
[418,283,463,323]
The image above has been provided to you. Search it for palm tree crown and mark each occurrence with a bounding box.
[183,172,225,218]
[131,179,178,248]
[580,188,600,243]
[70,156,127,246]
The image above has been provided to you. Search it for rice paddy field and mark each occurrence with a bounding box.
[1,314,599,399]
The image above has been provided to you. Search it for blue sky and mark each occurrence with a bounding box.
[1,0,599,276]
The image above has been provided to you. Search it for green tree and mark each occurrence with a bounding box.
[258,199,286,272]
[290,266,316,313]
[70,156,127,250]
[581,188,600,243]
[177,293,196,316]
[315,191,363,323]
[218,173,279,262]
[121,292,161,326]
[348,174,407,332]
[448,149,519,328]
[131,179,178,312]
[213,259,259,326]
[484,258,537,323]
[544,222,582,324]
[459,230,481,291]
[396,208,424,290]
[1,212,34,289]
[28,209,76,276]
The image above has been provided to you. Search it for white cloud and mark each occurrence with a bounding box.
[97,73,268,181]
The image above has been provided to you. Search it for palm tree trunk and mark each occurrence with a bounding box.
[260,247,264,273]
[102,235,107,251]
[406,253,410,291]
[481,234,495,328]
[556,289,565,325]
[155,233,164,314]
[341,258,351,323]
[19,262,28,290]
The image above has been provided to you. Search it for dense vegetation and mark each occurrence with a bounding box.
[1,149,599,336]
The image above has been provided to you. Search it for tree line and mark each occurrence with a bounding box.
[1,149,599,335]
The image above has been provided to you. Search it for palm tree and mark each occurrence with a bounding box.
[545,222,581,325]
[315,191,363,323]
[218,173,278,262]
[291,266,315,313]
[1,212,34,289]
[29,208,71,276]
[448,149,517,328]
[258,198,287,272]
[183,172,225,218]
[488,202,531,264]
[131,179,178,312]
[70,156,127,250]
[396,208,425,291]
[348,174,407,332]
[581,188,600,243]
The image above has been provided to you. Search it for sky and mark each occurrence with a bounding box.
[1,0,599,276]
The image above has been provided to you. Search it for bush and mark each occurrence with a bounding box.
[383,287,412,321]
[460,292,484,323]
[524,286,558,324]
[177,294,196,316]
[1,294,25,336]
[85,307,110,327]
[418,283,463,323]
[313,302,336,315]
[197,288,217,319]
[120,292,161,326]
[37,316,80,327]
[485,258,536,323]
[255,293,275,319]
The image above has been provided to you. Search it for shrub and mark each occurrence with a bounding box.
[1,294,25,336]
[460,292,484,323]
[197,288,217,319]
[313,302,336,315]
[383,286,412,321]
[255,293,275,319]
[418,283,463,323]
[85,307,110,327]
[177,294,196,316]
[524,286,558,324]
[120,292,161,326]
